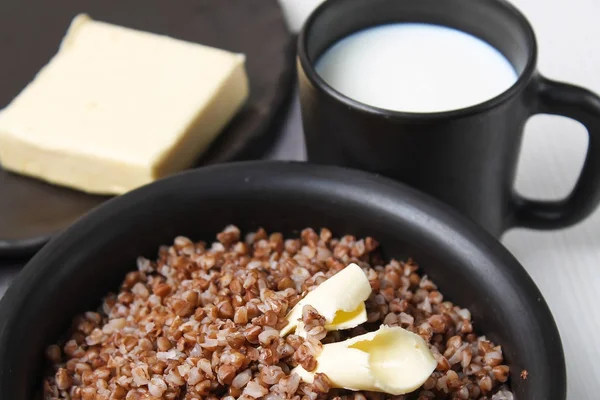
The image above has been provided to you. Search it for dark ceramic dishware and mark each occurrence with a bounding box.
[0,0,295,258]
[0,161,565,399]
[298,0,600,238]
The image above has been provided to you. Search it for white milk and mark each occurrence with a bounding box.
[315,23,518,113]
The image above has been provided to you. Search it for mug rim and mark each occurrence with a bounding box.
[298,0,539,120]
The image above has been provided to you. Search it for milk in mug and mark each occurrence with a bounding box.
[315,23,518,113]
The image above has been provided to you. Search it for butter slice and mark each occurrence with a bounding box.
[294,326,436,395]
[280,263,371,336]
[0,14,249,195]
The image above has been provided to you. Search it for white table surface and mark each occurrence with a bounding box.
[1,0,599,398]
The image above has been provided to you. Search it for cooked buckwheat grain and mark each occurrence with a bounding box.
[43,226,513,400]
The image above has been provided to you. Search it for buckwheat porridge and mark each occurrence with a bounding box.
[43,226,514,400]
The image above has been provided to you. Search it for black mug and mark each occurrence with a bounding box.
[297,0,600,238]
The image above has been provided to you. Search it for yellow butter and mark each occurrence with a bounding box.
[0,14,249,195]
[280,263,371,336]
[293,325,436,395]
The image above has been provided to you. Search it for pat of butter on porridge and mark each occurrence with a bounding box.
[280,263,371,336]
[293,325,437,395]
[279,263,436,395]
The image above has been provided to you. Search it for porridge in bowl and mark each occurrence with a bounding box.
[43,226,513,400]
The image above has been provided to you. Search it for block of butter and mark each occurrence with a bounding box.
[0,14,249,195]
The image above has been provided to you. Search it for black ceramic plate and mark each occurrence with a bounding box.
[0,0,295,258]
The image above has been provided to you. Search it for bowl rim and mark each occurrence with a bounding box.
[0,160,566,398]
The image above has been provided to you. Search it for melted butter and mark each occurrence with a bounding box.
[327,302,367,330]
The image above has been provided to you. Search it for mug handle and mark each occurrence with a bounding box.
[512,75,600,229]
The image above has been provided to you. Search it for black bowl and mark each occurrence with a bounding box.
[0,161,565,399]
